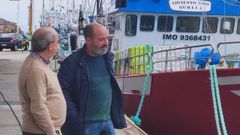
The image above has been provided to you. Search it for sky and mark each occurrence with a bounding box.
[0,0,112,33]
[0,0,45,33]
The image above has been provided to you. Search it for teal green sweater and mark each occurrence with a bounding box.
[85,56,112,121]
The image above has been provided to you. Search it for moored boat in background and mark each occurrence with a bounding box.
[108,0,240,134]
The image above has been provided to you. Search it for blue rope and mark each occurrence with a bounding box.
[209,65,228,135]
[209,65,222,135]
[213,65,228,135]
[131,53,152,126]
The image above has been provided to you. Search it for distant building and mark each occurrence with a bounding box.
[0,18,22,34]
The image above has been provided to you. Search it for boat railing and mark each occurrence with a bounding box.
[217,41,240,68]
[151,44,214,72]
[114,44,214,76]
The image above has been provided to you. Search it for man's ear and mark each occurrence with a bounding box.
[48,43,53,51]
[85,37,92,44]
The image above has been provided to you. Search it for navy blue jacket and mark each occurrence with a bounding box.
[58,47,127,135]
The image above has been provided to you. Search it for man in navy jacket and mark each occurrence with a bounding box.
[58,23,126,135]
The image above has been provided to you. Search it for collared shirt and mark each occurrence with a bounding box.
[31,52,50,65]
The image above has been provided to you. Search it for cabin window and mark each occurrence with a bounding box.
[140,15,154,31]
[237,19,240,34]
[157,16,173,32]
[220,18,235,34]
[176,16,200,33]
[202,17,218,33]
[125,15,137,36]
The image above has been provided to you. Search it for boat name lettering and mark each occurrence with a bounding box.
[163,34,211,41]
[169,0,211,12]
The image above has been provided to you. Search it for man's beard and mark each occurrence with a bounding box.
[91,44,108,56]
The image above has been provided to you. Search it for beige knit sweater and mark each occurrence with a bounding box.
[18,53,66,134]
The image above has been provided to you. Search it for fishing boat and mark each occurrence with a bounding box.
[108,0,240,135]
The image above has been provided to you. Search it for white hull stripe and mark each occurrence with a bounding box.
[218,76,240,86]
[231,90,240,96]
[116,76,152,95]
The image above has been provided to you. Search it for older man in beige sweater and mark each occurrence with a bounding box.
[18,27,66,135]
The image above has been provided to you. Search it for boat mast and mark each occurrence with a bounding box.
[97,0,101,15]
[40,0,46,27]
[28,0,32,35]
[78,5,84,35]
[95,0,106,25]
[16,0,20,34]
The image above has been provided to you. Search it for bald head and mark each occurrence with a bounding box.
[83,23,107,39]
[31,27,58,52]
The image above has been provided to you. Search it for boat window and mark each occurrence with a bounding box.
[202,17,218,33]
[237,19,240,34]
[125,15,137,36]
[176,16,200,33]
[220,18,235,34]
[157,16,173,32]
[140,15,154,31]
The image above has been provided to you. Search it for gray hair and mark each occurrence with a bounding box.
[31,29,55,52]
[83,23,94,39]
